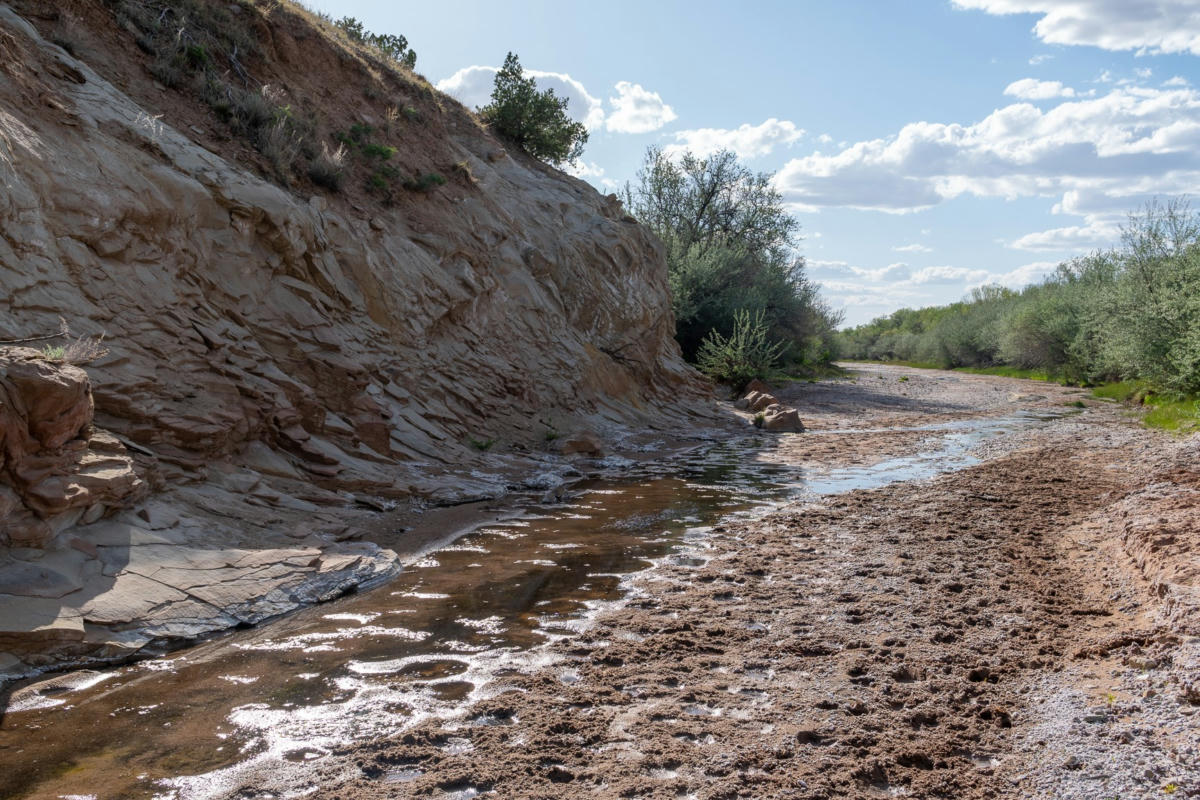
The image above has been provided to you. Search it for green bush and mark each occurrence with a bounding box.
[479,53,588,167]
[695,309,786,390]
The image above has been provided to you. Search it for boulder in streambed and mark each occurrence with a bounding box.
[737,391,779,412]
[552,432,605,457]
[757,405,805,433]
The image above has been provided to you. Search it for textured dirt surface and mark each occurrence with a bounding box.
[318,365,1199,800]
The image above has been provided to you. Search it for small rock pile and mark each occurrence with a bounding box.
[733,380,805,432]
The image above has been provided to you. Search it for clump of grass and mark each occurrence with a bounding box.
[38,324,108,365]
[308,141,347,190]
[404,172,446,192]
[898,376,909,382]
[753,412,765,429]
[1091,380,1200,432]
[1143,397,1200,432]
[469,437,496,451]
[1067,400,1087,408]
[956,365,1054,381]
[452,160,477,184]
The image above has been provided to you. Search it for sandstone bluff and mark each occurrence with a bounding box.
[0,1,713,680]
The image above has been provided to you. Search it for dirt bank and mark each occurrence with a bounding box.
[322,365,1199,800]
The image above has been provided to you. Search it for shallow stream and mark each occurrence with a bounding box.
[0,411,1072,799]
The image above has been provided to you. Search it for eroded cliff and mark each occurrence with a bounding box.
[0,1,713,680]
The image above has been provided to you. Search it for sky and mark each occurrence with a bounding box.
[305,0,1200,326]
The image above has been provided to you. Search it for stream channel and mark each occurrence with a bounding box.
[0,410,1073,799]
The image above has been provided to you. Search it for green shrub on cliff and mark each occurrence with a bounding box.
[480,53,588,167]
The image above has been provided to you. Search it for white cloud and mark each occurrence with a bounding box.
[566,160,606,180]
[909,265,991,284]
[774,85,1200,217]
[1136,67,1154,79]
[1009,219,1122,251]
[952,1,1200,56]
[604,81,676,134]
[893,243,933,253]
[437,65,604,129]
[1029,54,1054,65]
[809,259,911,282]
[666,118,805,159]
[1004,78,1076,100]
[1164,76,1190,87]
[980,260,1061,287]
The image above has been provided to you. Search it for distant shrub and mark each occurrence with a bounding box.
[404,172,446,192]
[695,309,786,390]
[334,16,417,69]
[479,52,588,167]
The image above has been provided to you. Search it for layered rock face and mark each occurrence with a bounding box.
[0,348,145,547]
[0,3,712,678]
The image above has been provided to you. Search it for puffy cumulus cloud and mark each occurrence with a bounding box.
[1009,187,1147,251]
[437,66,605,129]
[952,0,1200,56]
[1010,219,1121,251]
[894,243,933,253]
[604,81,677,134]
[774,85,1200,216]
[665,119,805,159]
[1004,78,1076,100]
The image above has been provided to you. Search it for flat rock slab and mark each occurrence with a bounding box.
[0,520,398,682]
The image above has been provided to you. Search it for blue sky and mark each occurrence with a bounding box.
[306,1,1200,326]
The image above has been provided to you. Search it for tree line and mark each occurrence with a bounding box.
[837,200,1200,397]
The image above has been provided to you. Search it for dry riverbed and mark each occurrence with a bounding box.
[3,364,1198,800]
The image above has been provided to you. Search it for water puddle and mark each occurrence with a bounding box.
[0,411,1072,799]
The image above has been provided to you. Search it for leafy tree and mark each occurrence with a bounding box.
[479,53,588,166]
[624,146,840,365]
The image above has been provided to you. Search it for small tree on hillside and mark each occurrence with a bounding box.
[480,52,588,167]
